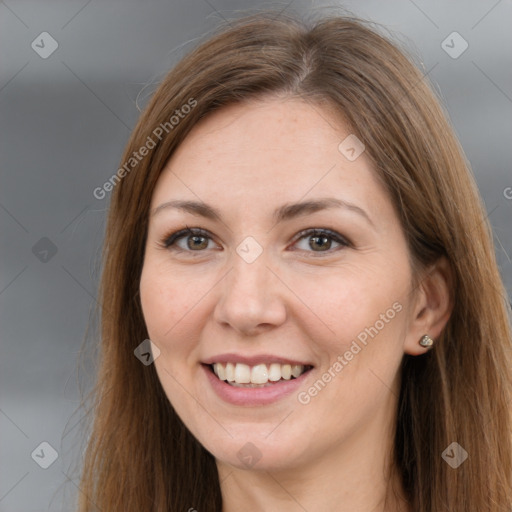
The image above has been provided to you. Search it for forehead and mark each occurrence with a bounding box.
[151,98,390,221]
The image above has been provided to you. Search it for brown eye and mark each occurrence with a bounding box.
[309,234,332,251]
[161,227,217,252]
[187,234,209,250]
[293,229,350,254]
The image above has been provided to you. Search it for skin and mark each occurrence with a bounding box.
[139,97,452,512]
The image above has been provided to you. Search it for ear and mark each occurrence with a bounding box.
[404,257,453,356]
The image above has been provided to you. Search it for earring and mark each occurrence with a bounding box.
[419,334,434,349]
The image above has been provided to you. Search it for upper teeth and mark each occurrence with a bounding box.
[212,362,306,385]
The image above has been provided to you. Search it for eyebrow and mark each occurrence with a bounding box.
[151,197,375,228]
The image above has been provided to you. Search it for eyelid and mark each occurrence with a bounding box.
[159,226,352,257]
[160,227,218,249]
[290,228,352,250]
[291,228,354,258]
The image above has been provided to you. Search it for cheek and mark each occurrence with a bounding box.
[140,263,193,342]
[139,260,219,368]
[140,268,169,339]
[289,263,406,339]
[286,262,409,393]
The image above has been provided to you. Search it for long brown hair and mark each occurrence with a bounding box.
[78,11,512,511]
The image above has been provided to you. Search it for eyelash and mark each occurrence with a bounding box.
[158,226,352,256]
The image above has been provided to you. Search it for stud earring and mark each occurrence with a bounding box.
[419,334,434,349]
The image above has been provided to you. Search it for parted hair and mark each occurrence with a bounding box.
[78,11,512,511]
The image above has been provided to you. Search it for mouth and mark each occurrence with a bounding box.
[207,362,314,388]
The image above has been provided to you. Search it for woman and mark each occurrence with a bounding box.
[79,12,512,511]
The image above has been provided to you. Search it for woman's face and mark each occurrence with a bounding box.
[140,97,417,473]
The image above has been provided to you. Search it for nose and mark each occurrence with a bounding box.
[213,253,287,337]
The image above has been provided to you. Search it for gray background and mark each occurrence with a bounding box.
[1,0,511,510]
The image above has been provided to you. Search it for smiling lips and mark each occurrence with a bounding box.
[203,357,314,405]
[211,362,311,386]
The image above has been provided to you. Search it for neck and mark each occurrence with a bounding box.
[219,460,408,512]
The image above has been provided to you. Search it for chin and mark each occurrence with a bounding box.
[198,428,310,472]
